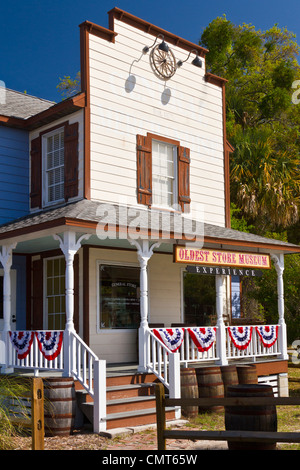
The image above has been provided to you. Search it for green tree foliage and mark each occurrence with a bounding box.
[57,72,81,99]
[200,16,300,233]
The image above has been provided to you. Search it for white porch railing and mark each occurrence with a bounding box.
[0,323,284,432]
[0,330,106,433]
[146,328,181,418]
[69,331,106,433]
[225,324,280,361]
[146,324,282,371]
[2,330,65,374]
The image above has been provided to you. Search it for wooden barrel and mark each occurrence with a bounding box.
[221,365,239,396]
[180,368,199,419]
[44,377,76,436]
[196,366,224,413]
[237,365,258,384]
[225,384,277,450]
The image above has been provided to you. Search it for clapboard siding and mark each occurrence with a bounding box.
[0,127,29,224]
[88,19,226,226]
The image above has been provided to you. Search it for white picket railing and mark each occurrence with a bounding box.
[2,330,65,374]
[69,331,106,433]
[146,324,282,370]
[225,324,280,360]
[0,329,106,433]
[146,328,181,418]
[0,323,283,432]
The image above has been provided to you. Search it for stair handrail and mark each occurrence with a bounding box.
[146,328,180,417]
[70,330,107,432]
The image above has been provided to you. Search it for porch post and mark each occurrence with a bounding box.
[129,239,161,372]
[215,275,228,366]
[0,243,17,373]
[271,254,288,360]
[54,231,91,376]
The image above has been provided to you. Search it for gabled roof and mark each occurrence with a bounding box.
[0,199,298,255]
[0,89,86,130]
[0,88,55,119]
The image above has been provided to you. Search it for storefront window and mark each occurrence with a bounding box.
[183,272,216,326]
[99,265,140,329]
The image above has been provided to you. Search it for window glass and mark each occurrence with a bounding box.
[45,257,66,330]
[183,272,216,326]
[99,265,140,329]
[45,130,64,204]
[152,140,176,207]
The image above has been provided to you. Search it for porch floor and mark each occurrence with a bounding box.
[10,356,287,378]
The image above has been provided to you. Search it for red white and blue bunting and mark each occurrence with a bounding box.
[187,327,216,352]
[35,331,64,360]
[228,326,253,350]
[153,328,184,353]
[255,325,278,348]
[9,331,34,359]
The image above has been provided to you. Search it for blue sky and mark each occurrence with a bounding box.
[1,0,299,102]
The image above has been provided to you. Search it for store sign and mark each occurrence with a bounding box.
[174,246,271,269]
[186,265,263,277]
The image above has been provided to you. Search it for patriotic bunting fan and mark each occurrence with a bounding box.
[153,328,184,353]
[187,327,216,352]
[9,331,34,359]
[228,326,253,350]
[255,325,278,348]
[35,331,63,360]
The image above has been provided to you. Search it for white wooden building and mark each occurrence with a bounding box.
[0,8,299,432]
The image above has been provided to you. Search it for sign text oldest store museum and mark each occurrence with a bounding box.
[174,246,271,276]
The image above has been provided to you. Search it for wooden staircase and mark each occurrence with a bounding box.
[75,369,176,431]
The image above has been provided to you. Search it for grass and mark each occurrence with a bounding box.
[184,363,300,450]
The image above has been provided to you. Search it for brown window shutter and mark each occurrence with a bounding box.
[30,137,42,209]
[32,259,43,330]
[137,134,152,206]
[178,146,191,212]
[64,122,79,201]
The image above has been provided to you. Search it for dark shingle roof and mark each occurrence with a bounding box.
[0,199,298,253]
[0,88,55,119]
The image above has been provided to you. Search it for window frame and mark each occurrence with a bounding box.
[137,132,190,212]
[96,260,141,333]
[151,138,178,210]
[42,126,65,208]
[43,255,66,330]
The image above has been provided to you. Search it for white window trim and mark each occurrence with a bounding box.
[42,127,65,208]
[151,139,178,211]
[43,255,65,330]
[96,260,142,334]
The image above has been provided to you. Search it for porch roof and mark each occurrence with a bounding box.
[0,199,299,255]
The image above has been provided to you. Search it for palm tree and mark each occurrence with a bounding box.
[230,125,300,230]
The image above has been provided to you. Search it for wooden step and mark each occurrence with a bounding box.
[75,375,175,431]
[105,407,176,430]
[79,403,175,430]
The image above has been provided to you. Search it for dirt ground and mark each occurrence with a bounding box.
[12,422,229,451]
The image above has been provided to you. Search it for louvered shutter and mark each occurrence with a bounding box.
[64,122,79,201]
[178,146,191,212]
[30,137,42,209]
[137,134,152,206]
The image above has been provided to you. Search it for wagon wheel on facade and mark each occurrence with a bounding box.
[149,45,177,80]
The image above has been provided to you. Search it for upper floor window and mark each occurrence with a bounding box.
[152,140,177,208]
[137,133,190,212]
[44,128,65,206]
[30,122,79,210]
